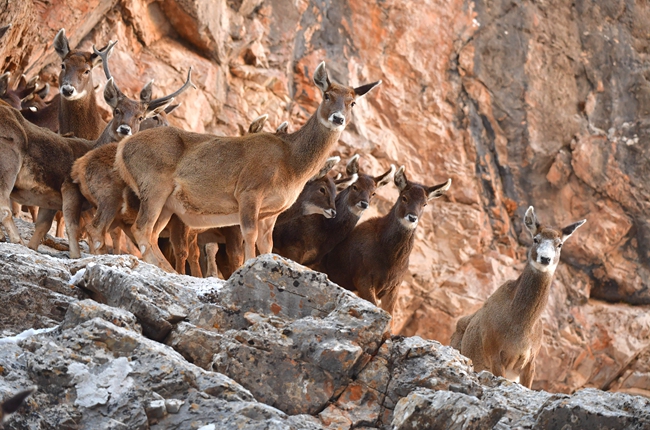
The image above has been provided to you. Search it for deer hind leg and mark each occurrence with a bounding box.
[28,206,38,223]
[221,225,244,278]
[205,242,220,277]
[55,211,65,237]
[27,208,57,250]
[256,215,278,255]
[61,182,84,258]
[11,200,20,217]
[132,189,175,272]
[520,359,535,388]
[109,228,123,254]
[238,196,261,263]
[187,230,202,277]
[0,153,22,244]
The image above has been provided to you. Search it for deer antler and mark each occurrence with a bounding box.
[146,67,196,112]
[92,40,118,82]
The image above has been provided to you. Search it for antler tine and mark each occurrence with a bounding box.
[92,40,118,81]
[146,67,196,111]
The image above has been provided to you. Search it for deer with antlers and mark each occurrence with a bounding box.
[114,62,380,272]
[450,206,586,388]
[70,42,194,254]
[322,166,451,318]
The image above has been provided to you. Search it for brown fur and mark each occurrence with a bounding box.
[449,207,586,388]
[0,104,93,256]
[322,167,450,319]
[274,155,394,267]
[114,63,380,272]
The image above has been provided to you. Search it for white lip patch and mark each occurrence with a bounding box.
[62,88,87,101]
[399,215,418,230]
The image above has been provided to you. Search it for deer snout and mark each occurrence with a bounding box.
[117,125,132,136]
[357,200,369,210]
[406,214,418,223]
[60,85,75,98]
[323,208,336,219]
[539,256,551,265]
[329,112,345,126]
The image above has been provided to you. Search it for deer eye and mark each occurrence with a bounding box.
[114,108,121,115]
[351,101,356,107]
[401,196,408,203]
[557,243,563,248]
[533,237,540,244]
[138,116,144,122]
[352,185,358,191]
[372,192,376,197]
[61,63,66,70]
[324,93,330,101]
[319,187,326,194]
[84,69,91,75]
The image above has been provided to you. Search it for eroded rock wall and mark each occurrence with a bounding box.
[1,0,649,396]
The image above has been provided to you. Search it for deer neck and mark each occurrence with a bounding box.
[379,205,417,264]
[510,263,554,332]
[59,89,105,140]
[285,109,342,181]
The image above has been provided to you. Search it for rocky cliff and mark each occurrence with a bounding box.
[1,0,649,400]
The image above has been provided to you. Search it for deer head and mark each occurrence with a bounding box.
[523,206,586,273]
[313,62,381,132]
[21,83,50,113]
[394,166,451,230]
[0,73,39,109]
[342,154,396,216]
[54,29,115,101]
[93,42,195,140]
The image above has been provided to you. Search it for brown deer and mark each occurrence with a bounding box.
[20,84,60,133]
[322,166,451,317]
[0,73,39,110]
[450,206,586,388]
[274,154,394,266]
[115,62,381,272]
[0,386,36,424]
[70,59,194,254]
[53,29,113,140]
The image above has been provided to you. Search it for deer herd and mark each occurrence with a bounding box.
[0,27,588,389]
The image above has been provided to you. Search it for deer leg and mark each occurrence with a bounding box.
[87,198,121,254]
[205,242,220,277]
[55,211,65,237]
[132,190,175,272]
[110,228,123,254]
[256,215,278,255]
[0,152,22,244]
[28,205,38,223]
[61,182,84,258]
[520,360,535,389]
[221,225,244,278]
[238,196,261,263]
[379,287,399,316]
[169,215,190,275]
[488,350,506,379]
[11,200,20,217]
[27,208,57,250]
[187,230,202,277]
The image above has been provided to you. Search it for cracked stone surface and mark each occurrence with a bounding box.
[1,242,649,429]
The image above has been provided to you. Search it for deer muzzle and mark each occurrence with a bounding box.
[323,208,336,219]
[117,125,132,136]
[329,112,345,127]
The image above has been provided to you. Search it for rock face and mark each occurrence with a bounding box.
[1,241,650,429]
[1,0,650,397]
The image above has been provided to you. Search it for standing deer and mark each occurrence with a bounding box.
[322,166,451,317]
[54,29,112,140]
[70,53,194,254]
[115,62,380,272]
[450,206,586,388]
[273,154,394,266]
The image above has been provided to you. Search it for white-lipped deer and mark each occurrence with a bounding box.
[115,62,381,272]
[450,206,586,388]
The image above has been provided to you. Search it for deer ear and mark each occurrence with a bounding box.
[335,173,358,192]
[53,28,70,59]
[346,154,360,175]
[140,80,154,103]
[0,72,9,96]
[103,78,120,109]
[164,103,180,114]
[276,121,289,134]
[394,165,408,191]
[524,206,540,237]
[375,164,396,188]
[313,62,330,93]
[36,83,50,99]
[427,178,451,200]
[248,114,268,134]
[0,24,11,40]
[310,156,340,181]
[354,80,381,98]
[561,219,586,242]
[145,99,173,118]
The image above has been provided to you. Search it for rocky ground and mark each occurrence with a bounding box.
[1,0,650,398]
[1,223,650,429]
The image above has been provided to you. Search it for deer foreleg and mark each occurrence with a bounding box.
[169,215,190,275]
[488,350,506,379]
[238,196,261,263]
[379,287,399,316]
[27,205,38,223]
[520,359,535,388]
[55,211,65,237]
[256,215,278,255]
[132,190,175,272]
[11,200,20,217]
[0,151,22,244]
[205,242,220,277]
[187,230,202,277]
[109,228,123,254]
[27,208,57,250]
[221,226,243,278]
